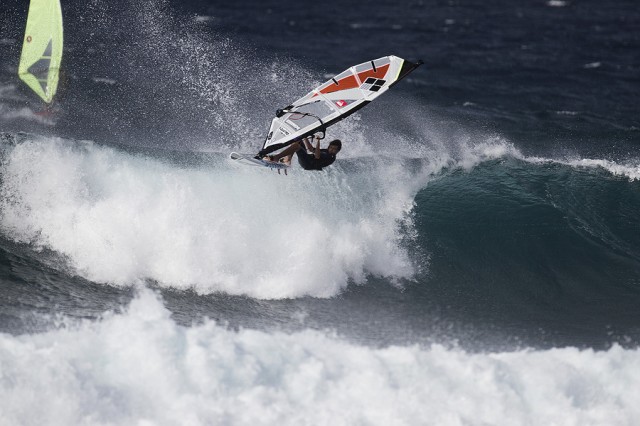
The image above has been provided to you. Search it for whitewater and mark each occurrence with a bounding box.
[0,131,637,424]
[1,289,639,426]
[2,132,636,299]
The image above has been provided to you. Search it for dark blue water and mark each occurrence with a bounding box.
[0,1,640,422]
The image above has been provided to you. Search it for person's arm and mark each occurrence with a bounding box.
[314,135,321,159]
[302,136,313,152]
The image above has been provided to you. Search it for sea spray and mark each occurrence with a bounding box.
[0,135,425,297]
[1,288,639,426]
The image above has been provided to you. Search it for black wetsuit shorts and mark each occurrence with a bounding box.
[295,147,336,170]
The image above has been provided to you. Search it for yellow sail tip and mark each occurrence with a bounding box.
[18,0,63,104]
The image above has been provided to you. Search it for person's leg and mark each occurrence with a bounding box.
[294,148,315,170]
[267,141,301,162]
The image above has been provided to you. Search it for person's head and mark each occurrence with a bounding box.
[327,139,342,155]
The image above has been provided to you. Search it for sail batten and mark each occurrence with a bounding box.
[258,56,421,157]
[18,0,64,103]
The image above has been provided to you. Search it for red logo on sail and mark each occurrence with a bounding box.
[335,100,347,108]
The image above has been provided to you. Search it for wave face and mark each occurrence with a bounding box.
[1,289,639,426]
[414,155,640,347]
[5,132,636,303]
[1,132,638,350]
[0,134,422,298]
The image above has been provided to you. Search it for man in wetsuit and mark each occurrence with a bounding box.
[265,135,341,171]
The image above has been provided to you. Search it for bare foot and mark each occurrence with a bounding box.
[280,155,292,166]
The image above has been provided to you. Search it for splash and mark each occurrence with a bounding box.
[0,135,428,298]
[1,289,638,426]
[2,129,637,298]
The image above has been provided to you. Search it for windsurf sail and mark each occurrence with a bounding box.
[18,0,64,103]
[257,55,422,157]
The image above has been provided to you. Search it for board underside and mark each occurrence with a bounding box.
[230,152,290,170]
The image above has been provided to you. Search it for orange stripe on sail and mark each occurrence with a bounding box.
[312,63,390,97]
[317,75,359,95]
[357,63,390,83]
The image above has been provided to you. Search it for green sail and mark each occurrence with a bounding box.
[18,0,63,103]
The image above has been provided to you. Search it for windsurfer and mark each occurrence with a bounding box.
[265,135,341,171]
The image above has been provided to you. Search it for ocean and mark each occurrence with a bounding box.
[0,0,639,424]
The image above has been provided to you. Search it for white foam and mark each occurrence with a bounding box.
[0,136,431,298]
[0,289,638,426]
[2,130,637,300]
[526,156,640,181]
[566,158,640,180]
[584,62,602,69]
[92,77,117,85]
[459,137,523,170]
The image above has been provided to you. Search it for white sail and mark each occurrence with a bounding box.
[258,55,422,156]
